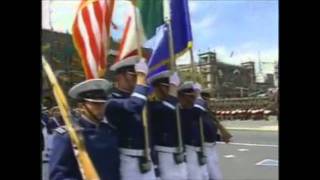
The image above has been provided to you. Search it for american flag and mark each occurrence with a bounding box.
[72,0,114,79]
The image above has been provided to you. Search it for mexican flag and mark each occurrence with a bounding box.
[136,0,164,39]
[116,0,164,61]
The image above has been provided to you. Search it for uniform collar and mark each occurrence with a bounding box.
[78,115,99,128]
[101,117,117,129]
[79,115,117,130]
[112,88,131,98]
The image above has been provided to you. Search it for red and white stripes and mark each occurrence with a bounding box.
[72,0,114,79]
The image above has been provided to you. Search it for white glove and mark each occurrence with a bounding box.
[169,72,180,86]
[193,82,202,91]
[134,59,148,75]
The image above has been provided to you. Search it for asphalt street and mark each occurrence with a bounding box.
[42,130,278,180]
[217,130,278,180]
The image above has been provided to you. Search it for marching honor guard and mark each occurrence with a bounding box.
[198,87,224,180]
[105,56,156,180]
[148,70,188,180]
[49,78,120,180]
[178,81,209,180]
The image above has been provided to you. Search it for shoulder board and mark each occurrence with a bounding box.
[148,93,160,101]
[55,126,67,134]
[148,96,156,101]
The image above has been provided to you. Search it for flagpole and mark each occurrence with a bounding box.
[184,3,206,164]
[189,46,206,163]
[132,4,143,58]
[165,17,184,159]
[189,48,196,81]
[165,17,176,72]
[42,57,100,180]
[101,0,115,78]
[131,1,152,172]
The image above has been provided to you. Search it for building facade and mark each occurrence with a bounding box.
[178,51,257,98]
[274,63,278,87]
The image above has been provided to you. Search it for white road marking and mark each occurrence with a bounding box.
[217,142,278,148]
[256,159,278,166]
[237,148,249,152]
[224,155,235,158]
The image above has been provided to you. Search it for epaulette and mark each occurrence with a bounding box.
[55,126,67,134]
[148,96,155,101]
[148,93,160,101]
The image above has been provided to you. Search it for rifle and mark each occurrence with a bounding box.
[208,110,232,143]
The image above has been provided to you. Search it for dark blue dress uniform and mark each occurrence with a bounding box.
[49,116,120,180]
[49,78,120,180]
[178,82,209,179]
[109,88,131,99]
[147,70,188,179]
[149,95,180,148]
[146,70,181,149]
[105,85,149,151]
[42,112,64,135]
[46,116,65,134]
[42,112,54,134]
[108,56,158,179]
[177,82,203,147]
[41,113,48,151]
[197,93,223,179]
[194,98,218,143]
[180,105,203,147]
[42,111,54,161]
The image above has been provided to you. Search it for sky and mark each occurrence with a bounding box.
[42,0,278,79]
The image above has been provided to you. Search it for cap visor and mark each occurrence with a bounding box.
[83,98,107,103]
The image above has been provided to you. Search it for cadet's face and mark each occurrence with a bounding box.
[125,71,137,90]
[53,111,61,118]
[179,94,196,108]
[154,84,169,99]
[117,71,137,92]
[82,102,106,120]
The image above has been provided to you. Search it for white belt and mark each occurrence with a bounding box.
[185,145,201,152]
[204,142,216,147]
[154,145,180,153]
[119,148,151,157]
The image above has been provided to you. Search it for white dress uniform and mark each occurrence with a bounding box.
[185,145,209,180]
[157,151,187,180]
[204,143,223,180]
[119,154,156,180]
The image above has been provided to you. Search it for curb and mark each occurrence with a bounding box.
[226,127,278,132]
